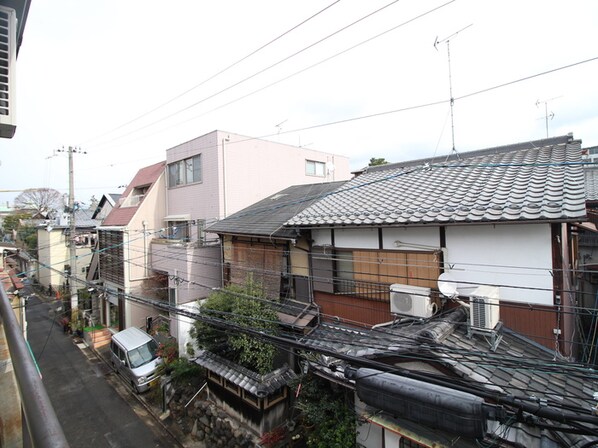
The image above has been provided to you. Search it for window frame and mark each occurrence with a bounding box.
[305,159,326,177]
[168,154,202,187]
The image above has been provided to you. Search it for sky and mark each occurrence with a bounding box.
[1,0,597,208]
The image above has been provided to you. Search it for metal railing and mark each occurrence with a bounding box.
[0,285,69,448]
[334,278,391,302]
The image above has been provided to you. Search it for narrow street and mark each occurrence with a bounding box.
[25,293,177,448]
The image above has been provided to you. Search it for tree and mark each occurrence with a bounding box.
[0,212,37,254]
[293,373,357,448]
[190,277,279,374]
[14,188,63,217]
[368,157,388,166]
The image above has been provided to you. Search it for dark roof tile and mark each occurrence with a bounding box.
[287,136,586,227]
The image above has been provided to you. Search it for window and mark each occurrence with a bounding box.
[128,339,158,369]
[166,220,191,241]
[336,251,354,294]
[168,287,176,307]
[306,160,326,177]
[98,230,124,286]
[317,249,440,301]
[168,154,202,187]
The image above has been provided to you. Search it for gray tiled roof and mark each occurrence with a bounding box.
[47,208,101,229]
[194,349,297,396]
[585,168,598,202]
[287,136,586,227]
[207,181,346,238]
[301,307,598,442]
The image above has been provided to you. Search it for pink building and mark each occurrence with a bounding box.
[150,130,351,352]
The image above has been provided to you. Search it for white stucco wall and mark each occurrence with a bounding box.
[311,223,554,305]
[312,227,440,251]
[174,301,201,358]
[445,224,553,305]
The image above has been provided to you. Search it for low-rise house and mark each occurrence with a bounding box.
[96,161,166,331]
[286,134,587,357]
[190,182,346,437]
[36,208,100,301]
[302,306,598,447]
[91,193,120,221]
[150,130,351,353]
[208,181,346,316]
[576,162,598,364]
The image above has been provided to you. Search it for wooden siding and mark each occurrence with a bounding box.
[317,291,560,351]
[314,248,440,302]
[230,241,284,299]
[98,230,124,287]
[315,291,392,327]
[500,301,558,350]
[352,250,440,289]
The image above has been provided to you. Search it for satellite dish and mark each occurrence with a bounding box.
[438,272,459,298]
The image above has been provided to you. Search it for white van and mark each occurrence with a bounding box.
[109,327,162,393]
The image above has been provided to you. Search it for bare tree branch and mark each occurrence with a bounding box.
[14,188,64,217]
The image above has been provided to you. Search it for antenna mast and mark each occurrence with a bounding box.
[434,24,472,158]
[536,96,561,138]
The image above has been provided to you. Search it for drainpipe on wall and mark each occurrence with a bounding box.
[142,221,148,278]
[222,135,230,218]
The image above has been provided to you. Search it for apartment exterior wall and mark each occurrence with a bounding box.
[159,130,351,345]
[150,242,221,304]
[166,130,351,223]
[124,173,167,329]
[37,228,64,289]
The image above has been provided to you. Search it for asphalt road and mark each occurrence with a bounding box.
[26,294,177,448]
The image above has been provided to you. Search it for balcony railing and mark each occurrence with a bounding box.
[0,285,69,447]
[334,278,391,302]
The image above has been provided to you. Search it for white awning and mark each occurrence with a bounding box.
[163,214,191,221]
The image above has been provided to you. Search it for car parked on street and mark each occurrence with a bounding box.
[109,327,162,393]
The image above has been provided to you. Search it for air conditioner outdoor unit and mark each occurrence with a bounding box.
[390,284,436,318]
[0,6,16,139]
[469,285,500,330]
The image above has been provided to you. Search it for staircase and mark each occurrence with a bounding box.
[85,328,112,350]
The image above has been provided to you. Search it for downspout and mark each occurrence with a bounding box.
[561,223,575,359]
[142,221,148,278]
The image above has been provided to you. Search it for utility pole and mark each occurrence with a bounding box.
[57,146,86,323]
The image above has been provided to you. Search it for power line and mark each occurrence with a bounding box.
[82,0,343,147]
[86,0,405,150]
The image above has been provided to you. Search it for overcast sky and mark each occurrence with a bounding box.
[1,0,597,207]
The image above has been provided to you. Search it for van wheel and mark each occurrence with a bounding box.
[131,381,139,394]
[111,361,118,373]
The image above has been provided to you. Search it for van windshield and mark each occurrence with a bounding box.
[128,339,159,369]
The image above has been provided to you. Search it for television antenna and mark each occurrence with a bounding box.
[275,119,288,136]
[434,24,473,159]
[536,96,562,138]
